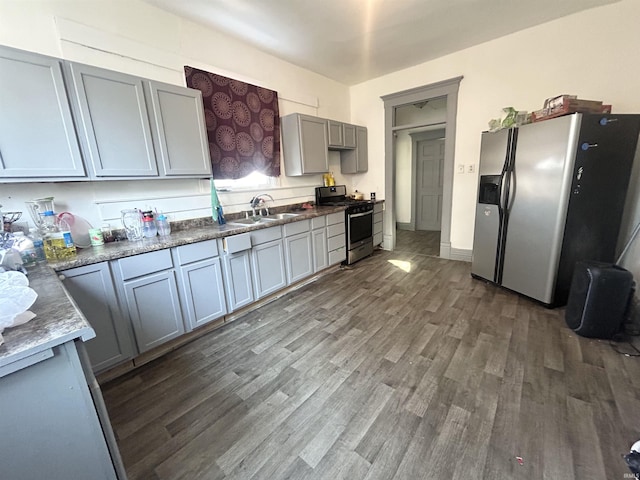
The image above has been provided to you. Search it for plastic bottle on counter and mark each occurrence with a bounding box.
[29,229,46,263]
[141,210,157,238]
[11,231,36,266]
[156,213,171,236]
[43,213,76,262]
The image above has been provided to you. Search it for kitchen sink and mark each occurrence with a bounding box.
[228,217,277,226]
[263,213,300,220]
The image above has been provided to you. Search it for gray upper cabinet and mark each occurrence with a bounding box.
[282,113,329,175]
[341,126,368,173]
[67,62,158,178]
[61,262,135,372]
[328,120,356,150]
[0,46,86,180]
[146,81,212,177]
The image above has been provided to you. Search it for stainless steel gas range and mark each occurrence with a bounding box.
[315,185,374,265]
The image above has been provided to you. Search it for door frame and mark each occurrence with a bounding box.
[381,76,462,257]
[410,129,446,232]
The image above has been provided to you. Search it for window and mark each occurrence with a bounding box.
[213,171,278,191]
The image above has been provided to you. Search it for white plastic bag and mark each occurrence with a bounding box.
[0,271,38,342]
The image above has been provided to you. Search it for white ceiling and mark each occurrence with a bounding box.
[144,0,618,85]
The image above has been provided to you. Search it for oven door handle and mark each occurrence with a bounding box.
[349,211,373,218]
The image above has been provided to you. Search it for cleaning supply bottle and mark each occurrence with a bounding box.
[141,210,157,238]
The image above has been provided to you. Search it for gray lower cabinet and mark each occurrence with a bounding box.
[174,239,226,330]
[284,220,313,283]
[0,341,120,480]
[341,126,368,173]
[373,202,383,246]
[61,262,136,373]
[282,113,329,175]
[311,216,329,272]
[327,211,347,265]
[122,270,184,353]
[146,81,212,177]
[115,249,185,353]
[0,46,86,180]
[251,239,287,299]
[222,250,254,311]
[220,233,255,312]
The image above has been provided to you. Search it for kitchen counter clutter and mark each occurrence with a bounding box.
[46,205,347,271]
[0,263,94,370]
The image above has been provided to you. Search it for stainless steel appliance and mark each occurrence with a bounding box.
[471,113,640,307]
[316,185,374,265]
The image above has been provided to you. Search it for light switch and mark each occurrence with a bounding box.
[457,164,465,174]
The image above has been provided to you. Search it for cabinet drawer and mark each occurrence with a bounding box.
[223,232,252,253]
[374,221,383,235]
[284,219,310,237]
[118,249,173,280]
[326,211,345,226]
[327,222,345,238]
[329,247,346,265]
[374,212,383,225]
[373,232,383,246]
[311,216,326,230]
[175,239,218,265]
[374,203,383,214]
[328,234,345,252]
[250,226,282,246]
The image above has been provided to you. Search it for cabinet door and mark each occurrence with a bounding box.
[327,120,344,147]
[0,47,85,179]
[179,257,227,330]
[62,263,135,372]
[282,113,329,175]
[343,124,357,149]
[284,231,313,284]
[123,270,184,353]
[251,239,286,299]
[68,62,158,178]
[222,250,254,312]
[312,228,328,272]
[341,126,368,173]
[299,115,330,173]
[146,81,212,177]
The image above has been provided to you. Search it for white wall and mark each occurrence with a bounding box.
[0,0,350,229]
[350,0,640,255]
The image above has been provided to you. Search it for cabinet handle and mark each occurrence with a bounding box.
[58,274,66,281]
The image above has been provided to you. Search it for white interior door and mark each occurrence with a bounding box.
[416,138,444,231]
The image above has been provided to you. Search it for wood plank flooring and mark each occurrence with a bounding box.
[395,229,440,256]
[102,232,640,480]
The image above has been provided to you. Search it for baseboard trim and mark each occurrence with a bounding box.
[450,247,472,262]
[396,222,414,231]
[440,241,451,259]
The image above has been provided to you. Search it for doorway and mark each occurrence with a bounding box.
[381,76,462,258]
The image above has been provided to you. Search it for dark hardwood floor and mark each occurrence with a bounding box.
[103,232,640,479]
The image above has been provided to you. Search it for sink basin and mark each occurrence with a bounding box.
[228,217,277,226]
[264,213,300,220]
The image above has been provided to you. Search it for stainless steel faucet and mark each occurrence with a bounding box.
[249,193,274,216]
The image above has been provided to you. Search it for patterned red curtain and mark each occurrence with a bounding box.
[185,66,281,179]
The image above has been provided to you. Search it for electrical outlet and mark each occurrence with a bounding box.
[468,164,476,173]
[457,164,465,174]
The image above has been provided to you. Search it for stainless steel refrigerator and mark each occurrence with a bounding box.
[471,113,640,307]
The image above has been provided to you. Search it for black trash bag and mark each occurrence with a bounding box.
[625,450,640,476]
